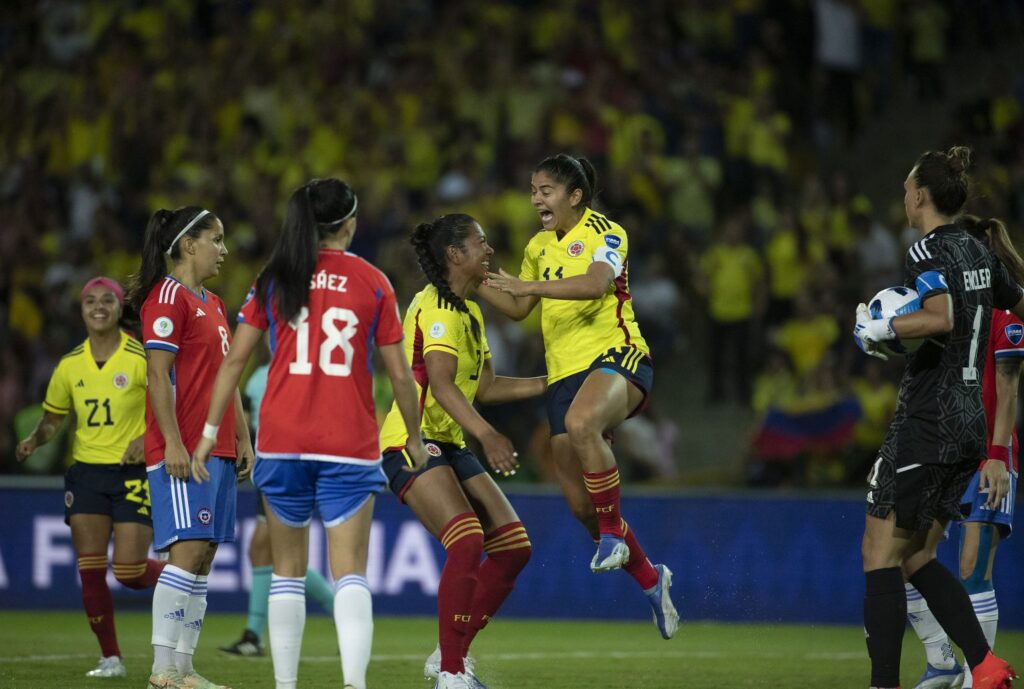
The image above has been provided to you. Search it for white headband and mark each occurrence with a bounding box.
[165,210,211,256]
[321,196,358,227]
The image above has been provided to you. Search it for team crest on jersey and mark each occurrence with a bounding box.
[113,373,129,389]
[567,240,585,257]
[425,443,443,457]
[604,234,622,249]
[429,322,446,338]
[1006,323,1024,346]
[196,507,212,525]
[153,316,174,337]
[64,491,74,508]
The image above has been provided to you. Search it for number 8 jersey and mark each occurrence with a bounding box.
[237,249,403,464]
[891,223,1023,464]
[142,276,238,466]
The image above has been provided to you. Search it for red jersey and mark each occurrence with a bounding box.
[238,250,403,464]
[982,309,1024,472]
[142,277,238,466]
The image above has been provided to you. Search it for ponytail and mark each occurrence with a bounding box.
[126,206,217,313]
[410,214,482,343]
[256,178,357,324]
[962,214,1024,285]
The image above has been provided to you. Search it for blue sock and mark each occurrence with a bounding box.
[246,565,273,637]
[305,567,335,614]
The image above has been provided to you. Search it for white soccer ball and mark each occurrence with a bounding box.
[867,286,924,356]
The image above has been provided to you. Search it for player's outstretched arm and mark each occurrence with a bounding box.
[378,342,429,470]
[423,351,518,476]
[148,348,190,479]
[476,281,540,321]
[475,360,546,404]
[192,322,261,483]
[891,293,954,339]
[486,263,613,302]
[15,411,66,462]
[981,358,1020,508]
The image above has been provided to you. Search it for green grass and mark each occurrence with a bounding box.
[0,611,1021,688]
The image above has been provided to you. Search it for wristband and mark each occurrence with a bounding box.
[202,423,220,441]
[986,444,1010,465]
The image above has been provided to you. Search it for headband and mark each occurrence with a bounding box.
[165,209,210,256]
[80,277,124,304]
[320,195,359,227]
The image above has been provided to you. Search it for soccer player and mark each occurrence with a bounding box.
[904,214,1024,689]
[16,277,162,679]
[481,154,679,639]
[220,360,336,658]
[127,207,254,689]
[854,147,1020,689]
[192,178,428,689]
[379,214,544,689]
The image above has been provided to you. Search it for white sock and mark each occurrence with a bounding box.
[175,575,209,676]
[905,583,956,670]
[334,575,373,689]
[268,575,306,689]
[970,590,998,648]
[151,565,196,674]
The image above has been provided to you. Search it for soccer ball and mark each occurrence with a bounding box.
[867,286,924,356]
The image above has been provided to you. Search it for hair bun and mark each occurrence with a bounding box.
[946,146,972,175]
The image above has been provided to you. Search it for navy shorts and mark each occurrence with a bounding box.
[148,457,237,551]
[546,345,654,436]
[64,462,153,526]
[382,439,487,503]
[253,457,386,528]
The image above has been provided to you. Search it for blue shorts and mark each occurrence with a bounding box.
[960,468,1017,537]
[253,458,386,528]
[148,457,237,551]
[546,345,654,436]
[381,439,488,503]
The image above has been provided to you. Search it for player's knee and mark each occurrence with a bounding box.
[564,408,600,442]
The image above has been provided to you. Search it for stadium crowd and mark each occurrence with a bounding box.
[3,0,1024,487]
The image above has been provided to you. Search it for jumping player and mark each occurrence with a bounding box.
[481,154,679,639]
[379,214,544,689]
[904,214,1024,689]
[16,277,162,679]
[192,178,428,689]
[128,207,254,689]
[854,147,1019,689]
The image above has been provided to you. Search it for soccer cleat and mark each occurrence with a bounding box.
[218,629,264,657]
[590,535,630,572]
[178,672,231,689]
[912,663,964,689]
[644,564,680,640]
[433,671,474,689]
[148,669,184,689]
[423,644,476,680]
[86,655,126,678]
[971,652,1018,689]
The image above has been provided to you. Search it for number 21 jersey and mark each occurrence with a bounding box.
[238,249,403,464]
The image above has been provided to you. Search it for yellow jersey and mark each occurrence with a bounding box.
[379,285,490,450]
[520,207,648,383]
[42,331,148,464]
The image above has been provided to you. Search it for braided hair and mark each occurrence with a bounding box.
[410,213,482,343]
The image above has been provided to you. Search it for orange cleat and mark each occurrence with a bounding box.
[972,652,1018,689]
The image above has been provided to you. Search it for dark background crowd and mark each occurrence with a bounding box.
[3,0,1024,489]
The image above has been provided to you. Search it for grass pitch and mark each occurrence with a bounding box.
[0,611,1021,688]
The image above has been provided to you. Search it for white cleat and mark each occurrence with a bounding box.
[434,671,475,689]
[645,564,680,640]
[423,644,476,680]
[86,655,126,678]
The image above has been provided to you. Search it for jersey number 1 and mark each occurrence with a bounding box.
[289,306,359,377]
[963,305,983,383]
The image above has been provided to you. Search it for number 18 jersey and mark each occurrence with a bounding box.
[238,249,403,464]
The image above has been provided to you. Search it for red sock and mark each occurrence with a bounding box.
[583,467,624,537]
[462,522,532,654]
[78,555,120,658]
[113,559,165,589]
[437,513,483,675]
[621,519,659,590]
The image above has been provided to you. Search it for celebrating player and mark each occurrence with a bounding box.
[904,214,1024,689]
[128,207,253,689]
[379,214,544,689]
[192,178,428,689]
[16,277,161,679]
[481,154,679,639]
[854,148,1020,689]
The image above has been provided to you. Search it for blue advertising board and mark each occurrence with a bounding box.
[0,486,1020,628]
